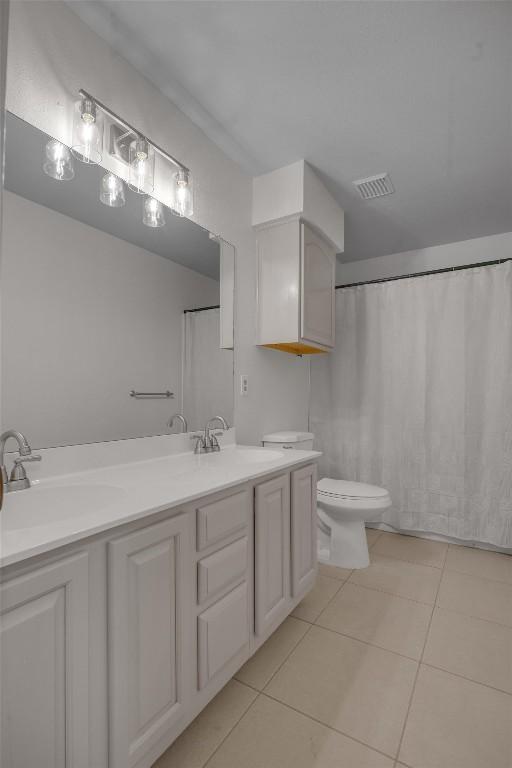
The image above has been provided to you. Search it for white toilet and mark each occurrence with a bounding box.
[262,431,392,569]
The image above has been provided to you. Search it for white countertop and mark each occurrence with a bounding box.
[0,444,320,569]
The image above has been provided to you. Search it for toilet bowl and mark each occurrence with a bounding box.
[261,431,392,569]
[317,479,391,568]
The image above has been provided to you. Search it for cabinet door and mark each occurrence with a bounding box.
[291,464,318,599]
[197,582,249,689]
[108,514,191,768]
[301,222,336,348]
[0,552,89,768]
[254,473,290,637]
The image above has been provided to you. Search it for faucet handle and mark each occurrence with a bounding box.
[13,454,42,465]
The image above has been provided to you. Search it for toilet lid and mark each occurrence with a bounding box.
[317,478,389,500]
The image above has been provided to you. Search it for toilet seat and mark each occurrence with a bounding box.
[317,479,391,509]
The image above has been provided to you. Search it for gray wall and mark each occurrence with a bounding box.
[337,232,512,285]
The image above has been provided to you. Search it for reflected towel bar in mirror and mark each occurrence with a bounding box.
[130,390,174,399]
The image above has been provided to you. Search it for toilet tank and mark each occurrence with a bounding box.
[262,431,314,451]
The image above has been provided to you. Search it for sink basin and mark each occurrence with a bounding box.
[1,483,126,531]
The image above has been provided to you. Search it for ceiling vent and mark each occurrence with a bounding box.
[353,173,394,200]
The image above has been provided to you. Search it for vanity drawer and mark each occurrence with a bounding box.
[197,582,249,689]
[196,489,250,550]
[197,537,248,604]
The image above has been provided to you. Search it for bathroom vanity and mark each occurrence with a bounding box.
[0,441,319,768]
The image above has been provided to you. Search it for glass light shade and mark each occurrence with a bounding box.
[42,139,75,181]
[172,168,193,217]
[128,138,155,194]
[71,98,103,164]
[143,196,166,228]
[100,172,126,207]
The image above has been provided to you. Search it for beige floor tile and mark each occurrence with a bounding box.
[265,625,417,757]
[206,695,394,768]
[235,616,310,690]
[318,562,352,581]
[152,679,257,768]
[316,583,432,660]
[437,569,512,627]
[399,665,512,768]
[372,532,447,568]
[446,544,512,584]
[349,554,441,605]
[291,574,342,622]
[366,528,382,548]
[423,607,512,692]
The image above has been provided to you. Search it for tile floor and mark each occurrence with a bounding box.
[154,530,512,768]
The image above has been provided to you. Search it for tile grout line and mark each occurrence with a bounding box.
[260,689,398,763]
[420,660,512,698]
[311,620,426,663]
[201,690,263,768]
[393,531,450,762]
[443,564,512,587]
[346,577,438,607]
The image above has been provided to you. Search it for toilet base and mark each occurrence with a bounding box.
[317,517,370,569]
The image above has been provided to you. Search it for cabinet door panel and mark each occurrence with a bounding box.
[0,552,89,768]
[197,582,249,689]
[109,514,190,768]
[291,464,318,598]
[254,474,290,636]
[301,222,336,348]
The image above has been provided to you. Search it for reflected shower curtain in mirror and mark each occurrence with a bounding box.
[310,261,512,548]
[182,308,234,431]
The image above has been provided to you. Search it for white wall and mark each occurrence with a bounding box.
[4,1,311,444]
[2,190,219,448]
[337,232,512,285]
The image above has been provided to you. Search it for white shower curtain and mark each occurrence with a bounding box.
[310,261,512,548]
[182,308,234,431]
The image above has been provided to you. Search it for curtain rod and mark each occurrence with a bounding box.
[336,257,511,290]
[183,304,220,314]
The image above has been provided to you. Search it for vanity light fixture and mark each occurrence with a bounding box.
[78,89,193,215]
[42,139,75,181]
[172,168,193,217]
[128,137,155,194]
[71,96,103,165]
[100,172,126,207]
[143,196,166,228]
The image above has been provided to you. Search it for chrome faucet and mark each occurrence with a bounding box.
[0,430,42,493]
[167,413,188,433]
[190,416,229,454]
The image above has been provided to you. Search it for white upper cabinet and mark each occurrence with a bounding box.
[256,219,336,354]
[253,160,342,355]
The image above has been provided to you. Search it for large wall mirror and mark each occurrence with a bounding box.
[1,112,235,449]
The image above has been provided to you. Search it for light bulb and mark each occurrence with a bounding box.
[71,98,103,164]
[143,196,166,228]
[42,139,75,181]
[100,173,126,207]
[128,138,154,194]
[172,168,193,217]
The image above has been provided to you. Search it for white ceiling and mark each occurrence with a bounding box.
[70,1,512,262]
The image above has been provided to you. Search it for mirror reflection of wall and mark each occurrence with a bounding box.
[1,113,234,448]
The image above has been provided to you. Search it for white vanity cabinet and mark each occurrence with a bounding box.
[108,514,192,768]
[256,219,336,355]
[0,459,318,768]
[0,552,90,768]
